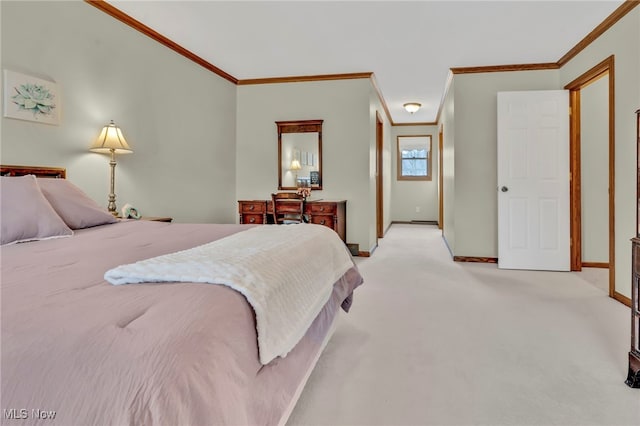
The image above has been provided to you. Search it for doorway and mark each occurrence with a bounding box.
[497,90,570,271]
[376,111,384,240]
[438,126,443,232]
[564,55,620,303]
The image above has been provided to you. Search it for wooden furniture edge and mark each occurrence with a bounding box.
[626,352,640,388]
[1,165,66,178]
[140,216,173,223]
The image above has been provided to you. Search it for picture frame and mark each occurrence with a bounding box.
[3,70,60,125]
[310,170,320,187]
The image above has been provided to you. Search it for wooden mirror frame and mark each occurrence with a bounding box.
[276,119,323,190]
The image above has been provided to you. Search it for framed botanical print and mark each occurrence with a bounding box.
[3,70,60,125]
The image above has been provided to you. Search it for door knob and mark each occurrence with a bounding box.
[501,186,509,192]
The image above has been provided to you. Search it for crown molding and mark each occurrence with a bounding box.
[450,62,559,74]
[557,0,639,66]
[442,1,638,123]
[433,71,453,125]
[392,122,437,127]
[85,0,238,84]
[88,0,638,126]
[237,72,372,85]
[369,73,394,125]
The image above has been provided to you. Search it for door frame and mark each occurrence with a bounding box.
[564,55,622,304]
[376,111,384,240]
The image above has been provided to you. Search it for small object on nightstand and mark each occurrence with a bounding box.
[140,216,173,223]
[121,203,141,219]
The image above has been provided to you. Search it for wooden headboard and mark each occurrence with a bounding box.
[0,165,66,179]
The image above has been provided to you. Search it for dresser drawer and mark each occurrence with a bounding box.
[309,215,334,229]
[308,203,336,214]
[242,214,264,224]
[241,202,266,214]
[276,201,303,214]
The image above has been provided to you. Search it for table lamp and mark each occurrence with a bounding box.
[89,120,132,216]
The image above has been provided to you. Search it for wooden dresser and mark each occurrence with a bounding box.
[628,108,640,388]
[628,238,640,387]
[237,199,346,243]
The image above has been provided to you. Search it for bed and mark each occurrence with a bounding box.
[0,165,363,426]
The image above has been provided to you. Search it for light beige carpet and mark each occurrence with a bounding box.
[287,224,640,426]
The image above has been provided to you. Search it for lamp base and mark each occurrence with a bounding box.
[108,151,118,217]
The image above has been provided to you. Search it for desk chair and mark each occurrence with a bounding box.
[271,192,305,224]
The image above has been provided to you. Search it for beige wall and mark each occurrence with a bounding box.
[450,69,560,257]
[390,125,439,222]
[236,78,381,252]
[1,1,237,223]
[440,77,456,254]
[560,7,640,299]
[581,75,609,264]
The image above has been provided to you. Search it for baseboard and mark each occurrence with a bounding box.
[581,262,609,268]
[612,291,631,307]
[453,256,498,263]
[390,220,438,225]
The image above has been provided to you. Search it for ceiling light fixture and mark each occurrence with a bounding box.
[403,102,421,114]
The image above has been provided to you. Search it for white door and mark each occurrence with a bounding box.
[497,90,570,271]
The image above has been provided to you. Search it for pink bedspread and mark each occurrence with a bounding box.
[1,221,363,425]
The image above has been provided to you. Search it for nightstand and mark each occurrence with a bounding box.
[140,216,173,223]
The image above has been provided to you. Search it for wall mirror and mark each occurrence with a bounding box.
[397,135,432,181]
[277,120,323,190]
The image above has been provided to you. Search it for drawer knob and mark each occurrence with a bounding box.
[320,219,325,225]
[320,206,324,211]
[249,217,255,223]
[249,205,255,210]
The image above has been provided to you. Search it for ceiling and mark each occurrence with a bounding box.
[107,0,625,124]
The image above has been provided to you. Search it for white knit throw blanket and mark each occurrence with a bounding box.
[104,224,354,365]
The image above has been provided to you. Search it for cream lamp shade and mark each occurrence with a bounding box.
[290,159,302,171]
[89,120,133,154]
[403,102,422,114]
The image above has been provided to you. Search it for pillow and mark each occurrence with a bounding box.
[37,178,118,229]
[0,175,73,245]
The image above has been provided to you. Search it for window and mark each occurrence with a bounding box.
[397,135,432,181]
